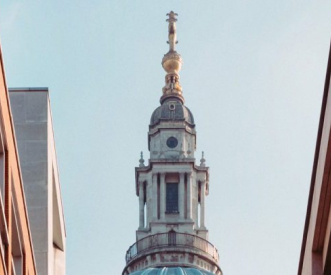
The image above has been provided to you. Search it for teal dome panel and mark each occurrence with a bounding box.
[130,267,215,275]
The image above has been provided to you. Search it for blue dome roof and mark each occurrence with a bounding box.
[130,267,214,275]
[150,99,195,127]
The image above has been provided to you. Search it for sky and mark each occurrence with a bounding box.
[0,1,331,274]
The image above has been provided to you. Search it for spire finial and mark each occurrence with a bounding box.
[166,11,178,52]
[139,151,145,167]
[200,151,206,167]
[161,11,184,104]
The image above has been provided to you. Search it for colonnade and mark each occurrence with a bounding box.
[138,172,206,230]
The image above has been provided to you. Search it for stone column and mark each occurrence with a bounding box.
[139,181,144,228]
[152,173,158,220]
[187,173,192,220]
[146,177,152,228]
[160,173,166,219]
[179,173,185,219]
[196,180,199,228]
[200,180,206,229]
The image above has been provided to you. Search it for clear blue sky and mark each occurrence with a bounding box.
[1,1,331,274]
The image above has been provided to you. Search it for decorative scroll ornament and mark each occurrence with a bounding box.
[161,11,184,104]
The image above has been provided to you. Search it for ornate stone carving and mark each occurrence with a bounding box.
[150,234,159,247]
[151,255,156,262]
[171,255,179,262]
[188,254,194,263]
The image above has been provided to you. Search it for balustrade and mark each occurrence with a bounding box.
[125,232,219,263]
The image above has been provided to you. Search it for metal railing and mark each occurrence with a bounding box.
[125,232,219,263]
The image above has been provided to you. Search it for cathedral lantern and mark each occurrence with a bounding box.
[122,12,222,275]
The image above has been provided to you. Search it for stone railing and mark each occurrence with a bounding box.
[125,232,219,263]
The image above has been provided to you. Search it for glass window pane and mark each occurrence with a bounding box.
[166,183,178,213]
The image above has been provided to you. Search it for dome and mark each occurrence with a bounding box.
[150,99,195,127]
[130,267,215,275]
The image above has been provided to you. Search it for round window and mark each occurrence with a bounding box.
[166,137,178,148]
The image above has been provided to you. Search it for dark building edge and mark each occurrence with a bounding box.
[298,37,331,274]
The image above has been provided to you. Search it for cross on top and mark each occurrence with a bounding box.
[166,11,178,52]
[166,11,178,23]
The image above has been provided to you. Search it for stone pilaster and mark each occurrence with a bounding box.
[187,173,192,220]
[146,177,153,228]
[179,173,185,219]
[152,174,158,220]
[200,180,206,229]
[160,173,166,219]
[139,181,145,228]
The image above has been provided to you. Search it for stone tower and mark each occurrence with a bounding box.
[122,12,222,275]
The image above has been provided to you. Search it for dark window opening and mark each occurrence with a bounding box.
[166,183,179,213]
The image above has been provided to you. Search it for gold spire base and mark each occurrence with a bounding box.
[162,51,182,74]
